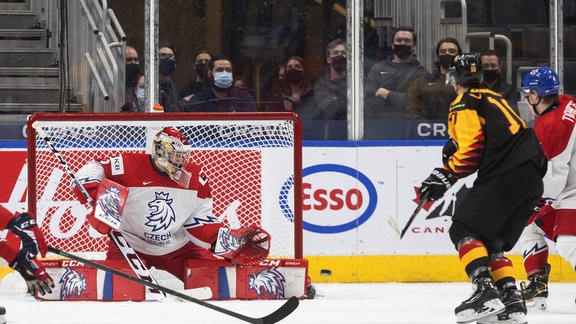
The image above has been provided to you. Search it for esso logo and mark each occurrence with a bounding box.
[301,164,377,234]
[302,184,363,211]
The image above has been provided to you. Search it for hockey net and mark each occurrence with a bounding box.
[27,113,302,260]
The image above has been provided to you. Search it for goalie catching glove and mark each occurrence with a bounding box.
[420,168,457,201]
[213,225,271,265]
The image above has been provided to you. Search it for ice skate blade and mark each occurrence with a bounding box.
[477,311,527,324]
[456,298,505,324]
[0,314,5,324]
[526,297,547,311]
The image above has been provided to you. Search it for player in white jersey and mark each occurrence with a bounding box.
[519,67,576,310]
[74,127,270,281]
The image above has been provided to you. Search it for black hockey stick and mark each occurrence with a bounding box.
[48,246,299,324]
[400,192,430,239]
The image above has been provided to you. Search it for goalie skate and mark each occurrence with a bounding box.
[455,277,505,324]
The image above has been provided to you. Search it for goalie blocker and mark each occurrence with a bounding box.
[35,258,309,301]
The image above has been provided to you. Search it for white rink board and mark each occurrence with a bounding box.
[301,144,535,256]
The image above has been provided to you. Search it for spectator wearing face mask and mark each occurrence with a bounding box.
[120,74,145,112]
[266,56,316,118]
[406,38,462,119]
[124,45,141,105]
[184,54,256,112]
[480,50,519,113]
[313,39,348,120]
[158,45,179,112]
[179,50,212,101]
[365,26,428,119]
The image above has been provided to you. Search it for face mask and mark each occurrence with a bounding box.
[159,57,176,76]
[125,63,140,87]
[393,44,413,59]
[136,88,145,102]
[483,70,500,83]
[195,63,207,79]
[213,71,233,89]
[438,54,455,69]
[284,69,303,84]
[331,55,346,71]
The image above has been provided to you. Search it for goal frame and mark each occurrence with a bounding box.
[27,112,303,259]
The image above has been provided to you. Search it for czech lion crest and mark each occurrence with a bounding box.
[146,191,176,231]
[59,268,87,300]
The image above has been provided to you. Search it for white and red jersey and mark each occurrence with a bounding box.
[76,153,222,256]
[534,94,576,209]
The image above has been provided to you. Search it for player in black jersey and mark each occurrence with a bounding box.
[419,53,547,324]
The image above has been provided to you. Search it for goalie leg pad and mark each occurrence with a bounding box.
[184,258,309,300]
[36,259,146,301]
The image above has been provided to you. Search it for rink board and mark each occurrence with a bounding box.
[1,141,575,283]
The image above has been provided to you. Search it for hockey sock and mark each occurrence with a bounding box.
[458,237,490,282]
[489,254,516,290]
[521,222,549,278]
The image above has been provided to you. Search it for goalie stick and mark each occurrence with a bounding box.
[400,192,430,239]
[48,246,299,324]
[31,123,164,301]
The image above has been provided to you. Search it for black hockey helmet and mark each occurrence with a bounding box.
[446,53,483,86]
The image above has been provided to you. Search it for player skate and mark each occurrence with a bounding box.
[477,286,527,324]
[455,275,505,323]
[520,263,550,310]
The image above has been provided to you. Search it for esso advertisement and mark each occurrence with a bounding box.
[302,146,460,256]
[302,164,377,234]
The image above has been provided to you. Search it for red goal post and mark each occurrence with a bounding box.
[27,112,303,260]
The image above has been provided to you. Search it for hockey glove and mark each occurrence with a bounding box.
[420,168,456,201]
[442,137,458,165]
[9,250,54,296]
[213,225,271,266]
[7,212,47,258]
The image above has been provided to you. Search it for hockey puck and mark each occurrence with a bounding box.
[0,306,5,315]
[320,269,332,276]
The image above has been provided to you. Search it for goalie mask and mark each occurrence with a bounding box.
[151,127,192,187]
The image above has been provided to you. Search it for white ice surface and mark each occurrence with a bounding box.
[0,282,575,324]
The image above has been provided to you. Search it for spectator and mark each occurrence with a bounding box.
[185,54,256,112]
[158,45,179,112]
[365,26,428,119]
[313,39,347,120]
[480,50,519,113]
[234,75,250,92]
[179,50,212,101]
[266,56,316,118]
[407,38,462,119]
[124,45,140,106]
[120,74,145,112]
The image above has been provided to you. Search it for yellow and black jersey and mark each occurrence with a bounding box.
[445,88,545,179]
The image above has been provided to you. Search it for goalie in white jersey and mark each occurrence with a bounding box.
[74,127,270,281]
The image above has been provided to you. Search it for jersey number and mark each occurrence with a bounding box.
[488,97,526,135]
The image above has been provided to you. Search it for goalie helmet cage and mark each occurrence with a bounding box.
[27,112,303,260]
